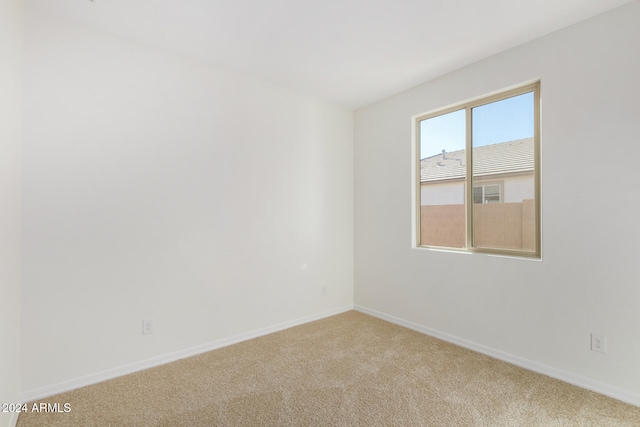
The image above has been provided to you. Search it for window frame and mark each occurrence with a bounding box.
[414,82,541,259]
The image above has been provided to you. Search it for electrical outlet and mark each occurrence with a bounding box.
[321,285,328,296]
[591,333,606,354]
[143,319,154,335]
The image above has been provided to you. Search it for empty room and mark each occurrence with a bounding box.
[2,0,640,425]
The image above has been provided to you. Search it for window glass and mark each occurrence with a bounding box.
[472,93,535,251]
[419,109,466,248]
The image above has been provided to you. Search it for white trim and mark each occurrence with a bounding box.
[8,412,19,427]
[20,305,353,403]
[354,305,640,408]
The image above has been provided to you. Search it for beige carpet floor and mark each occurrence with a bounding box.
[17,311,640,426]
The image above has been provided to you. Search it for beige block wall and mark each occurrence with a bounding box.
[420,204,465,248]
[421,200,535,251]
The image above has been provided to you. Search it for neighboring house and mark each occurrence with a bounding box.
[420,138,534,206]
[419,138,535,250]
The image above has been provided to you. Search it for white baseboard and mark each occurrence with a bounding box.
[354,304,640,408]
[20,305,353,403]
[8,412,19,427]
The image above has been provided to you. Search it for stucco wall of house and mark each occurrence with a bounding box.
[420,181,464,205]
[502,175,534,203]
[420,173,533,206]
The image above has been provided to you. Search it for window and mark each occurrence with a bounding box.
[473,184,501,204]
[415,82,540,257]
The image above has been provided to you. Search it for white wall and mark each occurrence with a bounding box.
[355,1,640,405]
[0,0,23,426]
[420,181,464,205]
[503,175,534,203]
[21,9,353,395]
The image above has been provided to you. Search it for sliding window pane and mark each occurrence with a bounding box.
[471,92,536,252]
[419,109,466,248]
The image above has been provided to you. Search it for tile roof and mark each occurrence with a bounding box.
[420,138,534,182]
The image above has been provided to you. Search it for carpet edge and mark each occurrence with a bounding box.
[354,304,640,408]
[20,305,354,403]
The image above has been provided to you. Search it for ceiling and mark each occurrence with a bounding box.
[26,0,633,109]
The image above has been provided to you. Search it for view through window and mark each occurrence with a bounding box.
[416,83,540,257]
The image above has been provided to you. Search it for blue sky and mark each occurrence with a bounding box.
[420,92,534,158]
